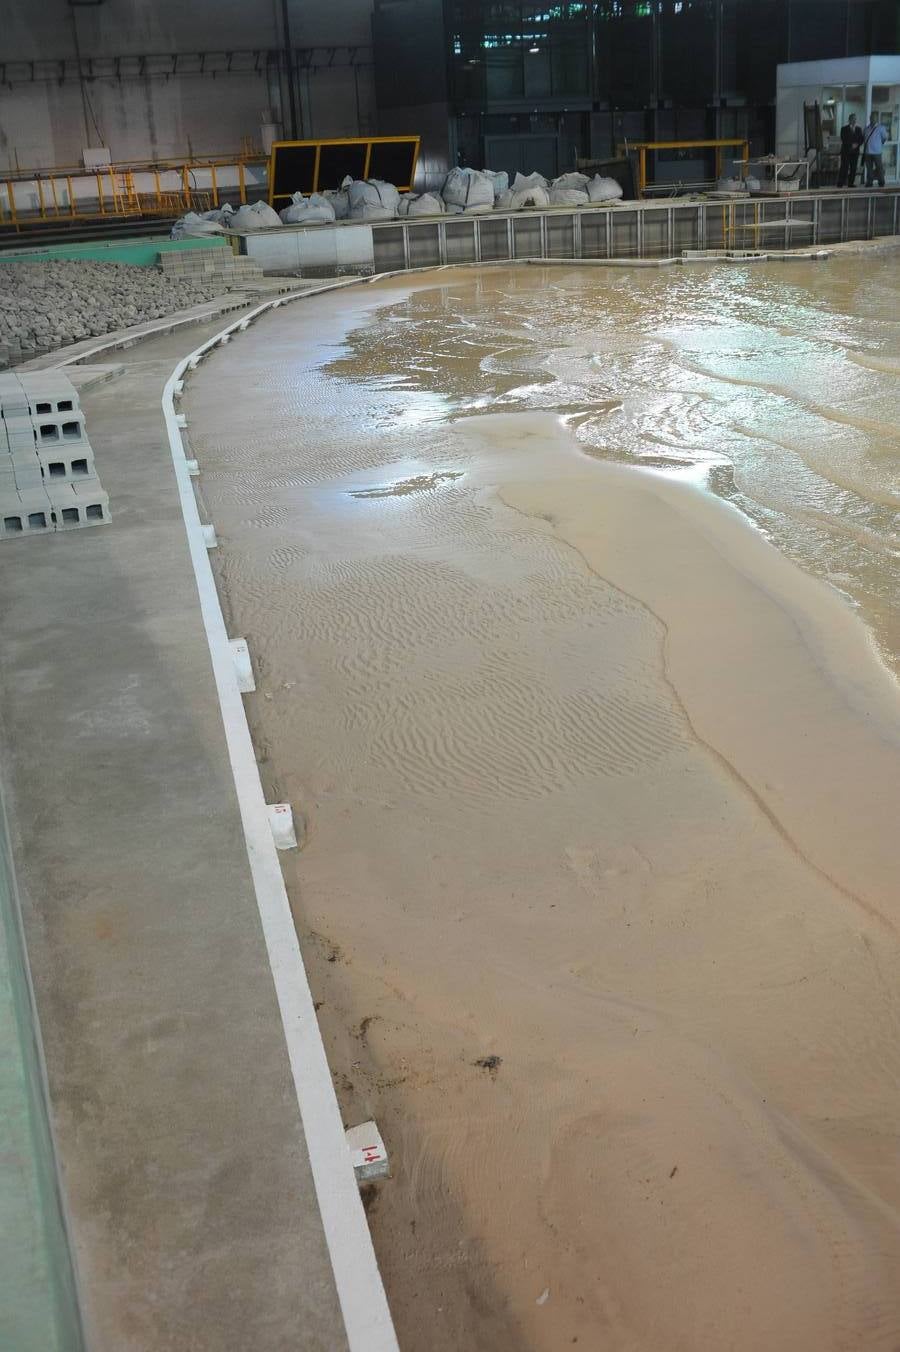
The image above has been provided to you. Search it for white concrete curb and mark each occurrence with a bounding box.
[162,280,400,1352]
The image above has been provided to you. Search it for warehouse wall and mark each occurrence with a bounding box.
[0,0,376,170]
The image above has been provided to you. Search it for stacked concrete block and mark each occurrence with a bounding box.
[0,372,110,540]
[0,260,228,368]
[158,249,265,289]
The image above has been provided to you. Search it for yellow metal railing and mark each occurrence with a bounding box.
[618,139,751,195]
[0,153,264,230]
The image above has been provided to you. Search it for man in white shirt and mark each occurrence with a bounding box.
[862,113,888,187]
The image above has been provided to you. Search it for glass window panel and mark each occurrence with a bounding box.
[486,48,524,97]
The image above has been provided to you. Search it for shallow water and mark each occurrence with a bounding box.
[326,260,899,669]
[188,261,900,1352]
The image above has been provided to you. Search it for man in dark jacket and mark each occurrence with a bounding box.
[838,113,863,187]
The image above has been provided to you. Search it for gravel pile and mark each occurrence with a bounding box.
[0,259,225,367]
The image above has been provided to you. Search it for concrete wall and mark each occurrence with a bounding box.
[0,0,376,169]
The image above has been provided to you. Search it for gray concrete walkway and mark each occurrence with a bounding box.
[0,321,355,1350]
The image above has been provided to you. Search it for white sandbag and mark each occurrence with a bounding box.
[520,185,550,208]
[199,204,234,226]
[441,167,495,212]
[512,171,549,193]
[307,192,336,220]
[348,178,400,221]
[279,191,336,224]
[230,200,282,230]
[170,212,224,239]
[715,177,746,194]
[279,191,306,223]
[586,174,623,203]
[498,183,551,210]
[481,168,509,200]
[549,186,589,206]
[323,188,350,220]
[553,172,590,191]
[398,192,445,217]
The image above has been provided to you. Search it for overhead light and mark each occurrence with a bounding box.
[529,44,540,53]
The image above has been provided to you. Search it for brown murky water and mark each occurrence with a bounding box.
[187,261,900,1352]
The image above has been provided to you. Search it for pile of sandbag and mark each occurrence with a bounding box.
[278,191,336,224]
[348,179,400,221]
[398,192,445,217]
[442,167,495,214]
[497,172,551,210]
[229,200,282,230]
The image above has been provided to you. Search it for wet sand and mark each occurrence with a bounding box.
[186,263,900,1351]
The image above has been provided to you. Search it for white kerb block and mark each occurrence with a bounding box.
[229,637,255,693]
[266,802,298,850]
[346,1121,390,1183]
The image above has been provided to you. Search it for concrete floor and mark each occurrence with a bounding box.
[0,322,352,1351]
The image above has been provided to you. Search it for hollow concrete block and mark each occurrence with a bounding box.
[37,447,96,483]
[10,448,40,469]
[46,483,85,529]
[34,411,87,448]
[1,491,29,538]
[71,480,111,526]
[4,418,36,450]
[47,481,107,530]
[13,465,45,492]
[8,488,54,537]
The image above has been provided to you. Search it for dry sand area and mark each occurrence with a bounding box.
[186,261,900,1351]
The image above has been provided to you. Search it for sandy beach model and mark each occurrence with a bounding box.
[187,261,900,1351]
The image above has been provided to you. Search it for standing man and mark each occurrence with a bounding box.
[862,112,888,187]
[837,112,863,187]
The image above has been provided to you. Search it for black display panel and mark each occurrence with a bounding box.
[317,141,368,189]
[368,140,418,187]
[270,144,317,201]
